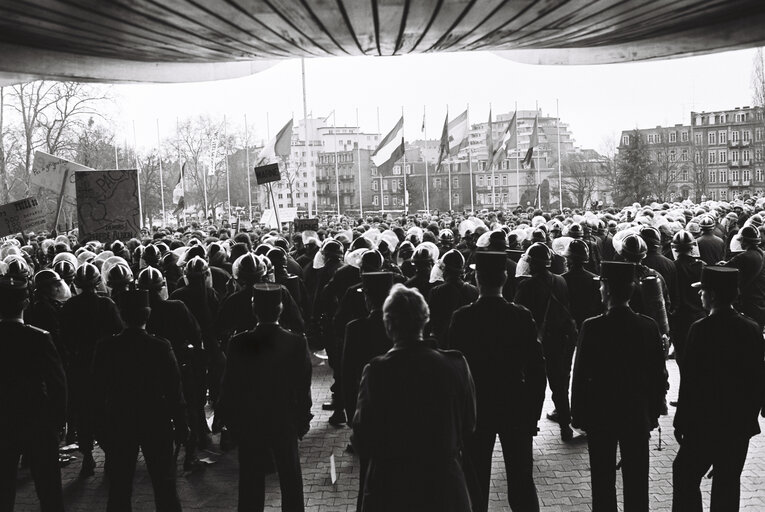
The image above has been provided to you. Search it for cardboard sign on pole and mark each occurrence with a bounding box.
[254,163,281,185]
[75,170,141,243]
[0,197,47,237]
[32,151,91,201]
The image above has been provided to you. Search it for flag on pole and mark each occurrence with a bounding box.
[258,118,294,165]
[486,108,493,163]
[435,113,449,173]
[447,109,469,156]
[371,116,404,174]
[489,112,518,168]
[421,107,426,133]
[522,116,539,168]
[172,162,185,204]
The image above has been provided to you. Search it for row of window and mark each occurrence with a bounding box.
[696,112,757,125]
[695,149,761,164]
[277,191,311,199]
[623,128,764,147]
[707,168,764,183]
[318,153,356,164]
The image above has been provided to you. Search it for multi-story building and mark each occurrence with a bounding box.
[619,105,765,202]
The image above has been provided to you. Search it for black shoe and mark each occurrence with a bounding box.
[79,452,95,477]
[561,425,574,442]
[546,410,559,423]
[328,410,346,427]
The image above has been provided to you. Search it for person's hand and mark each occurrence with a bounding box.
[674,429,683,445]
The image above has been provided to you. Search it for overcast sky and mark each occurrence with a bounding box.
[113,48,760,155]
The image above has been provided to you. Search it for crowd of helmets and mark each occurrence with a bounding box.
[1,196,763,300]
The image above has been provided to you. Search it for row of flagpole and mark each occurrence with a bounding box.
[129,100,564,228]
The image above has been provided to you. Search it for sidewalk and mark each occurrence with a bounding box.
[15,359,765,511]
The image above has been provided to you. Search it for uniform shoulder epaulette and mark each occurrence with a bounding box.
[25,325,49,336]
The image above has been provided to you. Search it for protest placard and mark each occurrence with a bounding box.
[75,169,141,243]
[254,163,281,185]
[32,151,92,201]
[0,197,48,237]
[293,218,319,232]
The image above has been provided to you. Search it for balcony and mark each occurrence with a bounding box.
[742,180,752,187]
[731,181,740,186]
[742,160,751,166]
[729,140,740,148]
[741,140,751,147]
[729,160,740,167]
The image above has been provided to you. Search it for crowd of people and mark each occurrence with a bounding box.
[2,197,765,512]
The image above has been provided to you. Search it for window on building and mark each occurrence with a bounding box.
[391,180,397,192]
[720,190,727,198]
[681,169,689,181]
[695,132,703,145]
[757,168,764,182]
[371,167,377,176]
[434,177,441,189]
[383,180,388,191]
[477,175,484,187]
[708,150,717,163]
[383,195,389,206]
[681,131,688,142]
[757,129,763,141]
[757,149,763,161]
[735,113,743,122]
[743,169,751,181]
[648,133,656,144]
[393,165,401,175]
[720,150,727,163]
[304,193,308,198]
[669,150,676,162]
[709,170,717,183]
[732,150,739,162]
[719,131,727,144]
[708,131,717,144]
[669,131,676,143]
[392,197,398,206]
[453,177,459,188]
[720,169,727,182]
[501,174,508,186]
[278,193,283,199]
[453,193,460,204]
[743,130,751,142]
[681,149,689,161]
[405,164,411,174]
[695,152,701,164]
[731,131,739,142]
[372,195,379,206]
[622,135,630,145]
[372,181,378,190]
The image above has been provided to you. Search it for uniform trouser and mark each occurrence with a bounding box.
[672,436,749,512]
[181,367,207,450]
[587,431,649,512]
[238,434,304,512]
[71,365,95,453]
[670,313,704,372]
[104,432,181,512]
[464,429,539,512]
[544,344,575,427]
[0,426,63,512]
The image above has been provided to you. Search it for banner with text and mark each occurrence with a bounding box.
[0,197,47,237]
[75,170,141,243]
[32,151,92,201]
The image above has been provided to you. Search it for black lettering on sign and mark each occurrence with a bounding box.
[254,163,281,185]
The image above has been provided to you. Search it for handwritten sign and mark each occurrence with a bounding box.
[0,197,47,237]
[294,218,319,232]
[254,163,281,185]
[75,170,140,243]
[32,151,92,201]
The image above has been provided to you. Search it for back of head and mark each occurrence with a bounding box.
[362,272,394,311]
[0,276,29,319]
[119,289,151,326]
[75,262,101,290]
[252,283,282,323]
[475,251,507,289]
[383,284,429,341]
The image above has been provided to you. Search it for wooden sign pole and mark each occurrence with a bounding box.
[51,168,71,236]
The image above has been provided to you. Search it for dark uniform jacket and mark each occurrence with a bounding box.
[571,306,667,434]
[405,272,434,299]
[92,328,186,443]
[724,247,765,328]
[25,298,64,362]
[0,321,67,432]
[217,285,304,340]
[674,309,765,439]
[448,297,545,433]
[60,292,123,369]
[562,266,603,329]
[146,298,202,362]
[352,342,476,512]
[643,250,678,307]
[672,255,705,318]
[170,282,220,347]
[697,233,725,266]
[427,279,478,348]
[341,311,392,423]
[514,270,575,350]
[218,324,312,438]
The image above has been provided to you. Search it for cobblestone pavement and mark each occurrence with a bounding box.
[14,358,765,511]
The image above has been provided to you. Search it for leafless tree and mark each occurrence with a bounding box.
[647,129,681,202]
[560,152,598,209]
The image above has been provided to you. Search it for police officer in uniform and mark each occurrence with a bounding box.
[697,216,725,266]
[449,252,546,512]
[404,245,436,298]
[561,240,603,330]
[571,262,667,512]
[60,263,123,477]
[722,225,765,331]
[668,231,705,372]
[218,284,312,512]
[428,250,478,348]
[352,284,476,512]
[672,266,765,511]
[0,275,66,512]
[92,288,187,512]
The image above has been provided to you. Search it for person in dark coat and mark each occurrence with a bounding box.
[697,216,725,266]
[722,225,765,330]
[341,272,395,510]
[427,250,478,348]
[571,262,667,512]
[668,231,705,372]
[672,266,765,512]
[515,242,578,441]
[449,252,546,512]
[352,284,476,512]
[92,289,187,512]
[137,267,207,471]
[60,263,123,477]
[561,240,603,330]
[25,269,70,361]
[641,226,678,308]
[0,275,67,512]
[404,245,436,298]
[218,284,313,512]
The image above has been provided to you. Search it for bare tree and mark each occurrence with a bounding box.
[647,129,681,202]
[560,152,598,209]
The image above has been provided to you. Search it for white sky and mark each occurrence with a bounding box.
[112,48,760,155]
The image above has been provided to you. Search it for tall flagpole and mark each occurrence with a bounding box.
[114,145,119,169]
[401,106,407,215]
[515,101,520,207]
[557,99,563,211]
[332,111,340,216]
[490,103,496,210]
[535,101,541,208]
[423,105,430,212]
[356,108,363,217]
[301,58,313,217]
[223,116,232,221]
[446,105,452,211]
[467,103,474,213]
[377,107,384,215]
[176,117,186,226]
[244,114,253,220]
[132,120,144,228]
[156,119,166,227]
